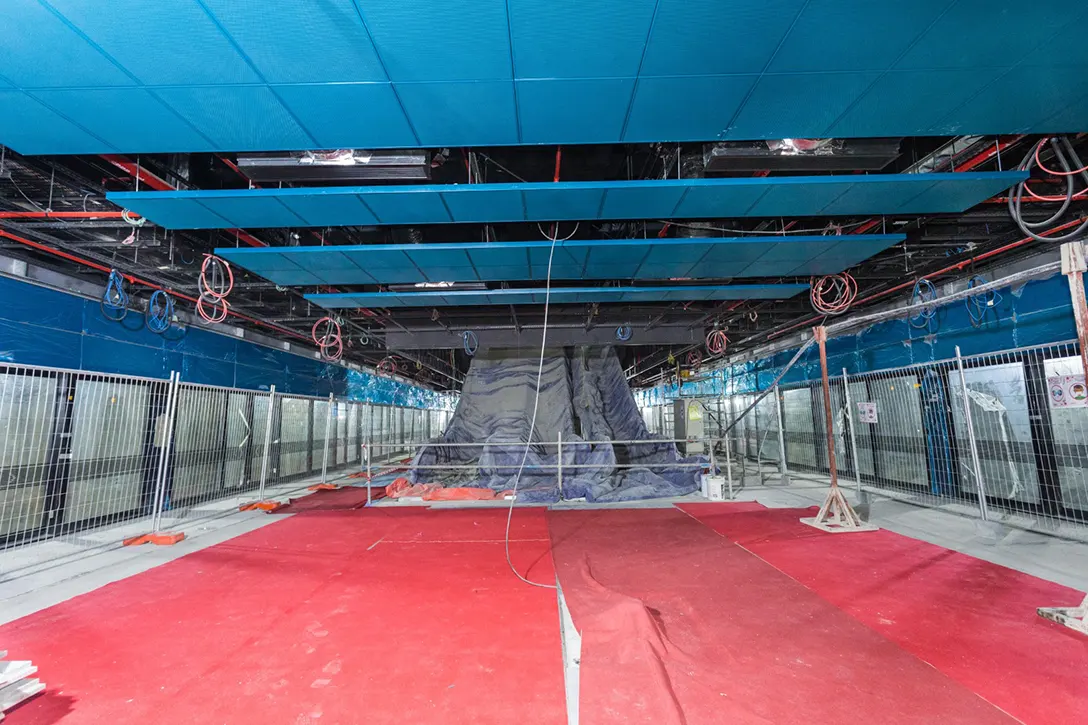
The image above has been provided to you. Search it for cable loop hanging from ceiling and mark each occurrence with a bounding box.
[809,272,858,315]
[1007,136,1088,242]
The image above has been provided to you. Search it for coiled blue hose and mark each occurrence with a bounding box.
[909,278,938,332]
[100,269,129,322]
[965,275,1002,327]
[146,290,174,334]
[616,324,633,341]
[462,330,479,356]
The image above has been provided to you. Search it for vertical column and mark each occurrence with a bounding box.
[955,346,990,521]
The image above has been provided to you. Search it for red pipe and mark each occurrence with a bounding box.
[765,216,1088,341]
[0,228,312,344]
[953,136,1021,173]
[103,154,267,248]
[100,154,175,192]
[0,211,137,220]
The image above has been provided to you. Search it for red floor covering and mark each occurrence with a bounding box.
[677,502,1088,725]
[549,507,1019,725]
[1,507,565,725]
[273,485,380,512]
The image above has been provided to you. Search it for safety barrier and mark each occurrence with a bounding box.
[0,362,450,578]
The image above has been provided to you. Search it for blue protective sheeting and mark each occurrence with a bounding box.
[109,173,1026,230]
[411,347,701,502]
[2,3,1086,153]
[635,268,1085,407]
[306,283,809,310]
[216,234,905,286]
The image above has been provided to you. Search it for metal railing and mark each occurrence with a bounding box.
[0,361,450,577]
[707,339,1088,539]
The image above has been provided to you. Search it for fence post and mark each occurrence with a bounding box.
[557,431,563,501]
[955,346,990,521]
[151,371,180,533]
[774,384,788,485]
[320,392,334,484]
[366,425,373,506]
[842,369,863,496]
[257,385,276,501]
[723,417,734,498]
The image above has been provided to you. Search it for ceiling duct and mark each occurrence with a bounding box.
[703,139,902,174]
[235,149,431,183]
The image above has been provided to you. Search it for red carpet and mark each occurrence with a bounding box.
[549,507,1017,725]
[678,502,1088,725]
[1,507,564,725]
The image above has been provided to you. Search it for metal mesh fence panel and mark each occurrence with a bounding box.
[710,339,1088,539]
[0,362,447,577]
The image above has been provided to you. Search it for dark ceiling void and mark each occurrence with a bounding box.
[2,136,1087,392]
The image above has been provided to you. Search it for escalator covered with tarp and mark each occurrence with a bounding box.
[409,347,702,502]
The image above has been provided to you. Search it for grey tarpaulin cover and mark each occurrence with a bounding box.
[410,347,702,502]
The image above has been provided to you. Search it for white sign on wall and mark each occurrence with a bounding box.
[1047,374,1088,409]
[856,401,878,424]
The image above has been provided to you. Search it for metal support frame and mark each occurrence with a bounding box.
[954,346,991,521]
[257,386,276,501]
[801,327,877,533]
[151,371,181,533]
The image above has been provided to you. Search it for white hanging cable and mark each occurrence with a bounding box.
[504,224,561,590]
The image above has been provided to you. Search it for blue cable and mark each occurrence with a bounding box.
[616,324,633,341]
[462,330,479,356]
[966,275,1002,327]
[146,290,174,334]
[100,269,129,322]
[909,278,938,333]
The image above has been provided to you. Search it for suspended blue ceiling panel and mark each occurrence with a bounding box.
[1,1,1086,154]
[109,172,1024,230]
[215,235,905,287]
[305,284,811,310]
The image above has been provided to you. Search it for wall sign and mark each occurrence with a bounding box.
[856,401,878,424]
[1048,374,1088,409]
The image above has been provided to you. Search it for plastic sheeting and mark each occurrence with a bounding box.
[411,347,702,502]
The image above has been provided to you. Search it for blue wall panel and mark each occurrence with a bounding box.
[0,275,445,408]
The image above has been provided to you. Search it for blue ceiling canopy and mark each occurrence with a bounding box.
[110,172,1024,230]
[305,283,811,310]
[1,2,1086,154]
[214,234,905,287]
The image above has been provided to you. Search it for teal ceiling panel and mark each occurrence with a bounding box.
[2,2,1085,153]
[215,234,904,288]
[305,283,811,310]
[114,173,1024,230]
